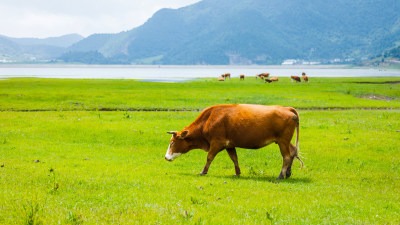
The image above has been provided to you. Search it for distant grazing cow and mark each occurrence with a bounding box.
[291,76,301,83]
[240,75,245,80]
[256,73,270,80]
[221,73,231,80]
[165,104,304,179]
[218,77,224,81]
[302,72,306,76]
[270,77,279,81]
[265,77,279,83]
[302,74,309,83]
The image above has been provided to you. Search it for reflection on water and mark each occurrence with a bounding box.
[0,64,399,79]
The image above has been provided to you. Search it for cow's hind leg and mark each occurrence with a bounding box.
[226,148,241,176]
[277,142,294,179]
[286,143,299,177]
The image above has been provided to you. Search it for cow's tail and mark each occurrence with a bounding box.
[289,107,304,169]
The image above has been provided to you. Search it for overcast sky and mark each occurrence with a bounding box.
[0,0,201,38]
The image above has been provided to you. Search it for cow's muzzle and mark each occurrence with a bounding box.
[165,156,173,161]
[164,152,182,161]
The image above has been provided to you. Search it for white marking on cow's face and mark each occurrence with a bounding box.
[165,152,182,161]
[165,142,182,161]
[165,150,182,161]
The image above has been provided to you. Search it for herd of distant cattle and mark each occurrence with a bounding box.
[218,72,309,83]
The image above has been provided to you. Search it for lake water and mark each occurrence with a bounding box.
[0,64,399,81]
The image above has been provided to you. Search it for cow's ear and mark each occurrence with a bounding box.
[179,130,189,139]
[167,131,177,136]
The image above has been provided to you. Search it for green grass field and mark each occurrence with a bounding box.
[0,77,399,224]
[1,77,400,111]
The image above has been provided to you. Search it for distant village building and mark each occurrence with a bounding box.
[387,58,400,63]
[283,59,321,65]
[0,58,13,63]
[282,59,297,65]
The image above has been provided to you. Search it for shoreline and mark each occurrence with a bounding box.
[0,64,399,79]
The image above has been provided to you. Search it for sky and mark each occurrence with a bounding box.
[0,0,201,38]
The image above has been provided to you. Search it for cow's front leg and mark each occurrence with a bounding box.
[199,148,223,175]
[226,148,241,176]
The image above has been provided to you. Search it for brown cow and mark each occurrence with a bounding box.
[302,74,309,83]
[240,75,245,80]
[291,76,301,83]
[265,77,279,83]
[165,104,304,179]
[221,73,231,80]
[256,73,269,80]
[270,77,279,82]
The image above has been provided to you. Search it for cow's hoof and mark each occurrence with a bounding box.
[234,174,241,177]
[286,168,292,178]
[277,173,284,180]
[198,173,206,176]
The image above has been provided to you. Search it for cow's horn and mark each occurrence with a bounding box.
[167,131,177,135]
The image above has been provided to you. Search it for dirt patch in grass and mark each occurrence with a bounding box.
[352,81,400,84]
[3,107,399,112]
[359,95,394,101]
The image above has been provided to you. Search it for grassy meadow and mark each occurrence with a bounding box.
[0,77,399,224]
[1,77,400,111]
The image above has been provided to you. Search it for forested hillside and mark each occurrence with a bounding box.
[64,0,400,65]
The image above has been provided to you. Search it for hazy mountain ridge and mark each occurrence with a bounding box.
[6,34,84,48]
[0,34,83,62]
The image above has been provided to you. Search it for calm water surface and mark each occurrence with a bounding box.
[0,64,399,80]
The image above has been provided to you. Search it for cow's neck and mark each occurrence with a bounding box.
[185,108,213,151]
[186,125,210,152]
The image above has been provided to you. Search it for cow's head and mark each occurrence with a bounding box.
[165,130,191,161]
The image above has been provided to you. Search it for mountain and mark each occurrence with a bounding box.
[63,0,400,65]
[0,34,83,62]
[6,34,84,48]
[68,34,114,52]
[3,0,399,64]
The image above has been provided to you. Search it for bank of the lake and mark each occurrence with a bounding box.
[0,64,400,80]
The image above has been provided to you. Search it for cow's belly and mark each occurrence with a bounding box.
[230,138,275,149]
[225,122,279,149]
